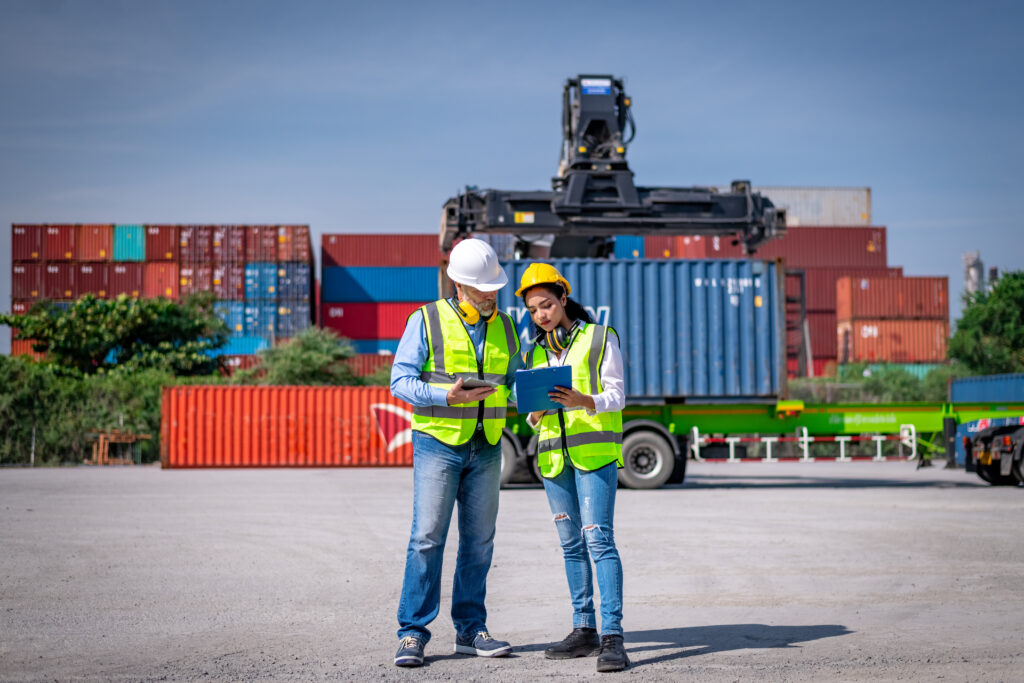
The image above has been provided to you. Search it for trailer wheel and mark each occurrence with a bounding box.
[499,434,518,488]
[618,431,674,489]
[976,463,1018,486]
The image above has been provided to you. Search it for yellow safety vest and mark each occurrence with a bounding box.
[531,323,623,478]
[411,300,519,446]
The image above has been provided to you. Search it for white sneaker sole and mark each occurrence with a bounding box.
[454,643,512,657]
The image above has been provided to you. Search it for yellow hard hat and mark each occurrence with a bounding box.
[515,263,572,297]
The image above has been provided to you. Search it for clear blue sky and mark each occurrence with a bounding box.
[2,0,1022,353]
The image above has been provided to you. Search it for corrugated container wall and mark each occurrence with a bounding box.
[837,319,949,363]
[211,226,244,263]
[214,301,246,335]
[276,225,311,263]
[322,233,442,267]
[755,227,887,268]
[44,225,76,261]
[113,224,145,261]
[161,386,415,467]
[11,300,32,315]
[179,225,213,263]
[323,266,438,303]
[179,266,212,297]
[645,234,744,259]
[321,302,427,340]
[145,225,179,261]
[345,354,395,377]
[213,264,245,300]
[798,267,903,311]
[614,236,645,259]
[44,262,76,299]
[76,263,108,298]
[77,224,112,261]
[12,225,42,261]
[752,186,871,226]
[244,263,278,300]
[245,226,277,262]
[109,263,143,298]
[143,262,179,299]
[836,276,948,321]
[244,302,277,337]
[951,374,1024,402]
[276,302,312,338]
[277,263,312,301]
[12,263,42,299]
[498,259,785,400]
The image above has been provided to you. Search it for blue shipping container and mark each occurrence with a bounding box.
[951,373,1024,402]
[614,236,645,260]
[206,336,270,357]
[277,263,312,301]
[498,259,785,400]
[244,302,277,337]
[322,266,437,303]
[214,301,246,336]
[244,263,278,300]
[349,339,400,354]
[276,302,311,338]
[113,224,145,261]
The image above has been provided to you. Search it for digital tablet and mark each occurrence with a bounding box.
[461,377,500,389]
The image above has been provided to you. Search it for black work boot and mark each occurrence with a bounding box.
[544,627,600,659]
[596,634,629,672]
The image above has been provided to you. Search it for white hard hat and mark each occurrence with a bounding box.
[446,239,509,291]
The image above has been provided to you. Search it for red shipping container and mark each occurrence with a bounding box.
[838,319,949,363]
[322,233,442,267]
[789,311,839,359]
[244,226,278,262]
[754,227,887,269]
[644,235,675,259]
[77,224,113,261]
[212,226,245,263]
[321,302,427,339]
[10,339,45,361]
[144,262,180,299]
[44,225,76,261]
[12,263,42,299]
[43,262,76,299]
[786,357,837,378]
[12,224,43,261]
[836,276,949,321]
[11,300,33,315]
[277,225,312,263]
[798,267,903,312]
[109,263,144,298]
[344,353,395,377]
[218,354,261,377]
[161,385,414,467]
[178,225,213,263]
[77,263,108,298]
[212,264,245,300]
[179,265,213,296]
[145,225,179,261]
[646,234,746,259]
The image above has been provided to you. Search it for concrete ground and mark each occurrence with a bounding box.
[1,461,1022,682]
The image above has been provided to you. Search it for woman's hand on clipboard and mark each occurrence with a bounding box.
[548,386,596,411]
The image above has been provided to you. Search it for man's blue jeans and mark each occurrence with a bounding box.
[542,462,623,635]
[396,430,501,644]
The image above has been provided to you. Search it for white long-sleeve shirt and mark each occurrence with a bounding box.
[526,327,625,429]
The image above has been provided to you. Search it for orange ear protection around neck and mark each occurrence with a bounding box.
[456,300,497,325]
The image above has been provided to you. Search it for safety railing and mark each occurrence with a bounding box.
[689,424,918,462]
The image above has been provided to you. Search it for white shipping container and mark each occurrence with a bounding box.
[751,186,871,227]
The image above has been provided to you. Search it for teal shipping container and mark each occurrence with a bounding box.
[497,258,786,401]
[113,224,146,261]
[205,336,270,357]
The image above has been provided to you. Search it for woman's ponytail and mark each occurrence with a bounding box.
[564,297,594,325]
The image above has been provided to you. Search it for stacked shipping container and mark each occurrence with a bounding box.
[8,224,314,362]
[836,276,950,363]
[320,234,441,365]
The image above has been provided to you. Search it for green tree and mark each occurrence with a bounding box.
[1,294,227,376]
[233,327,363,385]
[949,271,1024,374]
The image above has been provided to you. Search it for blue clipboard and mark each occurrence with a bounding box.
[515,365,573,413]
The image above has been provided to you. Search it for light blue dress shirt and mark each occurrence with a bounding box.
[390,299,524,408]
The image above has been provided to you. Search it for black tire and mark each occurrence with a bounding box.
[1012,459,1024,486]
[499,434,518,488]
[618,431,675,489]
[977,462,1017,486]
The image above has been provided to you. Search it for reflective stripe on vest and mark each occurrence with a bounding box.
[532,323,623,478]
[411,300,518,446]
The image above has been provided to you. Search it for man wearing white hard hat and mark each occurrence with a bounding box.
[390,238,523,667]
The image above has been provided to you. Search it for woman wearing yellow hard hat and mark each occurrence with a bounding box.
[516,262,629,672]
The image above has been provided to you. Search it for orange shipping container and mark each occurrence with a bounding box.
[77,224,113,261]
[836,276,949,321]
[144,262,180,299]
[837,319,949,364]
[161,386,414,467]
[276,225,312,263]
[10,339,45,361]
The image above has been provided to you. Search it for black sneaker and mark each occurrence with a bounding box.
[544,627,600,659]
[453,631,512,657]
[596,634,629,672]
[394,636,425,667]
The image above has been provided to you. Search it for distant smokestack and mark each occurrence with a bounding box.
[963,251,984,299]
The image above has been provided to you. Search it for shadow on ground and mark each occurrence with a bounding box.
[516,623,852,667]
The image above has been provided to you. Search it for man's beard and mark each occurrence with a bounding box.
[476,301,495,318]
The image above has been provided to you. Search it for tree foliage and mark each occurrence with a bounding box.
[0,294,227,376]
[232,327,363,385]
[949,271,1024,374]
